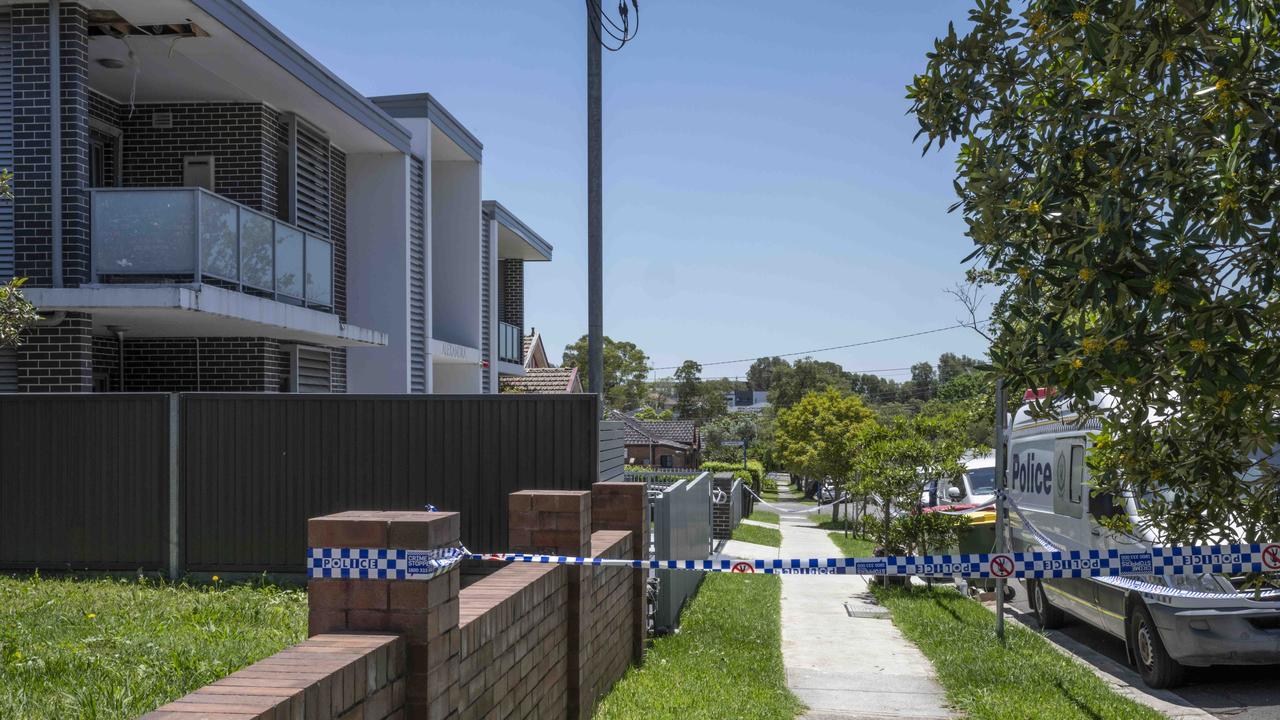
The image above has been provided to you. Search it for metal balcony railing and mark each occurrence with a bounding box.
[91,187,333,309]
[498,321,522,364]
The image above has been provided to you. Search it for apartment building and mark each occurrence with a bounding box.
[0,0,555,395]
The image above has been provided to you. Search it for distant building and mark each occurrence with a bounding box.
[609,410,701,468]
[724,390,770,413]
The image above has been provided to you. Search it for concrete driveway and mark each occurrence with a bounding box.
[1004,580,1280,720]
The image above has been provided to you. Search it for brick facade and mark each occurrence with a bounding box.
[17,312,92,392]
[13,3,90,288]
[500,258,523,330]
[14,82,351,392]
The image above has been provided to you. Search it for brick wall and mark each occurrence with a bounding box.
[13,3,90,287]
[117,100,281,214]
[712,472,736,540]
[580,531,637,712]
[500,259,523,330]
[17,312,92,391]
[143,634,406,720]
[457,564,569,719]
[112,337,290,392]
[150,489,647,719]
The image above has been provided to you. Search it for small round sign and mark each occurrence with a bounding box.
[1262,544,1280,571]
[988,554,1015,579]
[731,561,755,574]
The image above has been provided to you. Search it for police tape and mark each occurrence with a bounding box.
[307,546,464,580]
[1002,493,1280,604]
[466,542,1280,579]
[739,485,851,516]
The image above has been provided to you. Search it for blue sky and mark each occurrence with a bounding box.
[257,1,990,383]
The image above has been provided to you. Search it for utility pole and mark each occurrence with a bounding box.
[587,7,603,398]
[993,378,1008,642]
[584,0,638,400]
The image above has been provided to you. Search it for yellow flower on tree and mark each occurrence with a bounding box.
[1112,338,1128,352]
[1081,336,1105,355]
[1162,49,1176,63]
[1077,267,1094,282]
[1026,200,1042,215]
[1017,267,1031,280]
[1071,357,1084,369]
[1072,10,1089,24]
[1189,339,1208,353]
[1125,376,1139,386]
[1245,383,1261,394]
[1153,278,1171,295]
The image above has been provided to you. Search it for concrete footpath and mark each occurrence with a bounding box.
[774,485,954,720]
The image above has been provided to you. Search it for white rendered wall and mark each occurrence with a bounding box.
[431,158,481,350]
[345,152,410,392]
[433,361,481,394]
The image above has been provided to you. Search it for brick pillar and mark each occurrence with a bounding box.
[508,490,591,718]
[308,510,461,720]
[591,482,648,663]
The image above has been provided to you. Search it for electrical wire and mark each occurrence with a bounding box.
[586,0,639,52]
[648,320,992,372]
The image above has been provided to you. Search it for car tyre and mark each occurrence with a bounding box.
[1030,579,1067,630]
[1127,602,1186,689]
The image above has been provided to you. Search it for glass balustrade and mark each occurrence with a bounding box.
[91,187,334,310]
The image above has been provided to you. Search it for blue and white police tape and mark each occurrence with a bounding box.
[307,546,464,580]
[739,485,851,516]
[467,541,1280,579]
[1003,493,1280,605]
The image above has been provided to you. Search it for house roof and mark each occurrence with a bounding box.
[607,410,699,450]
[500,367,580,394]
[523,332,550,369]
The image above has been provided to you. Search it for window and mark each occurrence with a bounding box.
[1069,445,1085,504]
[659,454,673,468]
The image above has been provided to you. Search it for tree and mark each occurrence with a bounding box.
[774,388,876,486]
[701,413,760,463]
[936,352,979,386]
[910,1,1280,543]
[853,410,972,558]
[634,405,673,421]
[562,335,650,411]
[910,362,937,401]
[747,356,787,392]
[769,358,850,409]
[1,278,38,349]
[673,360,703,418]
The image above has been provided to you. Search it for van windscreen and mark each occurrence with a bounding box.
[967,467,997,494]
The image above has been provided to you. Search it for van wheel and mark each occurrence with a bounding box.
[1127,602,1186,689]
[1030,580,1067,629]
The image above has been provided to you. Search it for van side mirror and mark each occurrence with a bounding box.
[947,486,963,501]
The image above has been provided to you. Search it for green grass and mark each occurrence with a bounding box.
[872,585,1165,720]
[826,532,876,558]
[0,574,307,719]
[731,523,783,548]
[595,573,803,720]
[747,509,780,525]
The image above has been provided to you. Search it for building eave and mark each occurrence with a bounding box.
[369,92,483,162]
[191,0,411,154]
[483,200,553,261]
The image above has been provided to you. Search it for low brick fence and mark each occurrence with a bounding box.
[143,482,647,720]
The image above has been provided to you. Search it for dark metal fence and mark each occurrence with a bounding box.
[0,393,600,574]
[0,393,171,570]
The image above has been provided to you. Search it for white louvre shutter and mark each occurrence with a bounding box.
[409,155,427,393]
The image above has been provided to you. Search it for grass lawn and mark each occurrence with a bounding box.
[747,509,780,525]
[595,573,803,720]
[0,574,307,719]
[872,585,1165,720]
[731,523,782,548]
[826,532,876,558]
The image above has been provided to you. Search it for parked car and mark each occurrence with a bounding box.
[1008,391,1280,688]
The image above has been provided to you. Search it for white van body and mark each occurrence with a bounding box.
[1007,393,1280,686]
[923,453,997,508]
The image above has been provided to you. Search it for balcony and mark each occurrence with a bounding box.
[91,188,333,310]
[498,321,522,364]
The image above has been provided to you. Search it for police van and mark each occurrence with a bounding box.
[1007,391,1280,688]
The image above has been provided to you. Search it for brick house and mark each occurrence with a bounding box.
[608,409,702,468]
[0,0,548,395]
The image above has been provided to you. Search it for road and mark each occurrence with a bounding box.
[1005,580,1280,720]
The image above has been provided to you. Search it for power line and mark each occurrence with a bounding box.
[648,321,991,372]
